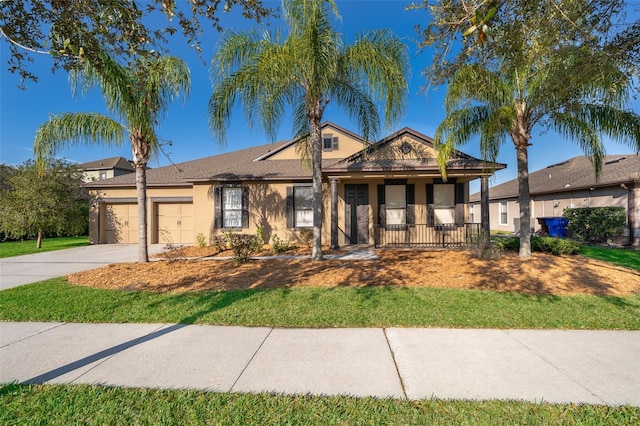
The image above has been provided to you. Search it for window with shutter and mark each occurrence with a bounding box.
[214,184,249,229]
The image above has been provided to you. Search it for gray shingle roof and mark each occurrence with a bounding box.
[469,154,640,202]
[85,140,295,187]
[78,156,134,172]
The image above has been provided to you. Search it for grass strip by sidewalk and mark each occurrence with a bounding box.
[0,236,89,258]
[1,278,638,329]
[580,246,640,272]
[1,384,638,425]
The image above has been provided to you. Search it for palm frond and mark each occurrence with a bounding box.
[341,29,409,127]
[34,113,125,167]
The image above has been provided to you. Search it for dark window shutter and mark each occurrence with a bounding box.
[455,183,465,225]
[241,186,249,228]
[286,186,294,228]
[214,186,222,228]
[407,184,415,225]
[426,184,434,226]
[377,185,386,225]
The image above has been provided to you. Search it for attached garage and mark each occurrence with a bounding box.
[101,202,139,243]
[153,199,194,244]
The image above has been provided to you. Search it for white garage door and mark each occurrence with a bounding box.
[156,203,193,244]
[102,203,139,243]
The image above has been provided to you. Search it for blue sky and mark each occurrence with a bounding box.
[1,0,638,194]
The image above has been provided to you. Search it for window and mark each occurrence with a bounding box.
[469,204,475,223]
[499,201,508,225]
[222,187,243,228]
[214,185,248,228]
[385,185,406,225]
[322,134,339,151]
[99,171,107,180]
[433,184,455,225]
[293,186,313,227]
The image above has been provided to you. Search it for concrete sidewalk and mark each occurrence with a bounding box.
[0,244,166,290]
[1,322,638,406]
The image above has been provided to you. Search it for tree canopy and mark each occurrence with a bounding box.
[0,159,88,247]
[0,0,272,87]
[415,0,639,93]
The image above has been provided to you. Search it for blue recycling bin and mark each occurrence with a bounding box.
[546,217,569,238]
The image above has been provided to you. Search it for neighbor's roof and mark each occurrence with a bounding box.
[325,127,506,173]
[469,154,640,202]
[78,157,134,172]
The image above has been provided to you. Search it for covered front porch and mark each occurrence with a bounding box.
[320,127,503,249]
[325,175,492,249]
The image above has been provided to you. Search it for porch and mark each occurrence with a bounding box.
[374,223,482,248]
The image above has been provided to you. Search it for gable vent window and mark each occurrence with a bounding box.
[322,134,339,151]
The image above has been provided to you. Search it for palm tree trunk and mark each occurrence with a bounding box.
[134,163,149,263]
[516,142,532,258]
[310,116,324,261]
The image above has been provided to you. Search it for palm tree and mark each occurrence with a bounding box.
[435,47,640,258]
[208,0,409,260]
[34,54,190,262]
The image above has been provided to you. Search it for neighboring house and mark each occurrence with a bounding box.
[86,123,505,247]
[469,154,640,245]
[78,157,135,182]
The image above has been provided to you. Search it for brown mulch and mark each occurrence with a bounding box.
[66,247,640,296]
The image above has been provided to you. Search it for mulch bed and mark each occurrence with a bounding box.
[67,248,640,296]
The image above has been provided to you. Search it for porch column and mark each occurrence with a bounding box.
[481,176,490,237]
[330,178,339,249]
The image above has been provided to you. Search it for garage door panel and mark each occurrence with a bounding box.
[103,203,138,244]
[156,203,193,244]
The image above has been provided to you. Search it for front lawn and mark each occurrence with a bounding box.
[581,245,640,272]
[2,384,638,425]
[0,236,89,258]
[1,278,638,329]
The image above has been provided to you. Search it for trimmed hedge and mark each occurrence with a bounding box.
[562,207,626,243]
[492,236,582,256]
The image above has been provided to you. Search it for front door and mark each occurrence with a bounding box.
[345,184,369,244]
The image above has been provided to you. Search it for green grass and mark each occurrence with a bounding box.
[1,384,637,425]
[580,245,640,272]
[0,236,89,258]
[1,278,638,329]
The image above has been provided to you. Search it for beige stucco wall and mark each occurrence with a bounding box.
[267,129,365,160]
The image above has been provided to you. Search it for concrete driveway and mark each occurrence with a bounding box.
[0,244,166,291]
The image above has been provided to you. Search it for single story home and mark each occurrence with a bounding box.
[78,156,135,182]
[469,154,640,245]
[86,123,505,248]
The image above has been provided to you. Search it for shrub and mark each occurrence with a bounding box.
[196,233,207,248]
[272,234,296,253]
[211,235,228,252]
[252,226,265,253]
[229,233,260,264]
[299,229,313,248]
[487,235,581,256]
[563,207,626,243]
[531,236,582,256]
[491,236,520,252]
